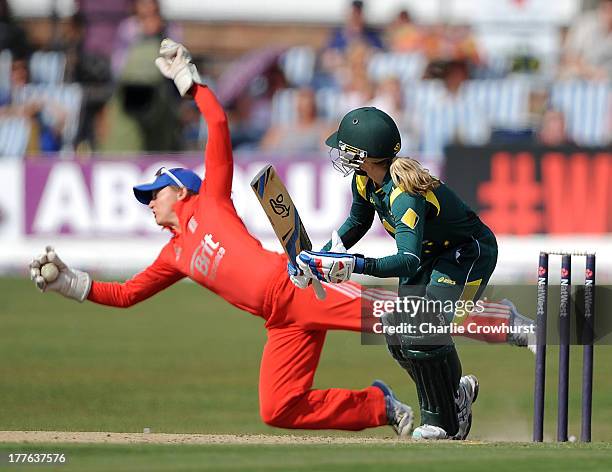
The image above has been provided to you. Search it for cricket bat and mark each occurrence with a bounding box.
[250,165,326,300]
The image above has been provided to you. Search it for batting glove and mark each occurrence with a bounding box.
[288,231,347,288]
[297,250,365,284]
[154,38,202,96]
[29,246,92,302]
[287,262,312,289]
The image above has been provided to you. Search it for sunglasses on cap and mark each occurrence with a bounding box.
[155,167,186,188]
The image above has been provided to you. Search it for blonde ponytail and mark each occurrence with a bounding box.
[389,157,440,195]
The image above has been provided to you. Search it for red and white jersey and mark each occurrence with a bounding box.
[88,84,286,316]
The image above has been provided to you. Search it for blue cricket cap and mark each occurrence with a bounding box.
[133,167,202,205]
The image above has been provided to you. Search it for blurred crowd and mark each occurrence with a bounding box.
[0,0,610,158]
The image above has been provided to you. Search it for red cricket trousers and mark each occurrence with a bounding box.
[258,273,387,430]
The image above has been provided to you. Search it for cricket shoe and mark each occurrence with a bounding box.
[372,380,414,437]
[454,374,479,440]
[502,298,537,354]
[412,424,449,440]
[411,375,480,441]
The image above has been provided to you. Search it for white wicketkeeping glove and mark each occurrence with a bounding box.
[154,38,202,96]
[29,246,92,302]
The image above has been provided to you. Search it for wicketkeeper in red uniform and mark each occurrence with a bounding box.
[29,39,533,437]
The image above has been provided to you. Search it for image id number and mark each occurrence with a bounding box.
[7,452,67,464]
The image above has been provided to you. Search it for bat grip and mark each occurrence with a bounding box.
[312,279,326,300]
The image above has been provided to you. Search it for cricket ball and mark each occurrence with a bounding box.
[41,262,59,283]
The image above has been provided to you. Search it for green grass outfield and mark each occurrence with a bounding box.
[2,277,612,469]
[1,442,612,472]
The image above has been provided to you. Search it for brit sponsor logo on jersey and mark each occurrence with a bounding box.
[190,233,225,280]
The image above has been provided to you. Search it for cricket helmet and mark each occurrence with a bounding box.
[326,107,401,176]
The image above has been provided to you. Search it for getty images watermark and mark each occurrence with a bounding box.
[372,296,504,336]
[358,285,542,346]
[367,296,527,336]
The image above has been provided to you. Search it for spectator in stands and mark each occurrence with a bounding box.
[179,100,202,151]
[425,59,470,96]
[386,9,423,53]
[368,76,403,120]
[111,0,182,78]
[229,63,288,150]
[319,39,371,91]
[52,12,113,151]
[338,69,374,115]
[100,45,182,152]
[327,1,384,52]
[320,41,374,113]
[227,94,260,150]
[260,87,330,154]
[319,1,384,90]
[9,56,27,87]
[561,0,612,80]
[418,58,490,157]
[449,25,481,66]
[0,58,67,153]
[368,76,418,153]
[422,24,480,66]
[420,24,481,86]
[0,0,32,58]
[101,1,185,152]
[538,109,572,146]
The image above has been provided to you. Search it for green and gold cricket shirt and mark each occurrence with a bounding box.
[323,171,489,282]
